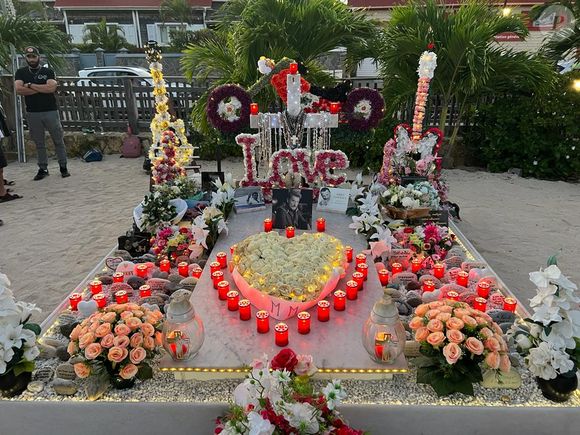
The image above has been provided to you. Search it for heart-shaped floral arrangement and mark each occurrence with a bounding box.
[232,232,345,303]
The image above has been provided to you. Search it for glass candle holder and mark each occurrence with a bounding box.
[456,271,469,287]
[330,102,340,114]
[411,258,422,273]
[333,290,346,311]
[289,62,298,74]
[352,272,364,291]
[316,218,326,232]
[93,293,107,309]
[297,311,311,334]
[422,280,435,292]
[250,103,259,115]
[473,297,487,312]
[217,280,230,300]
[317,300,330,322]
[346,280,358,300]
[286,226,295,238]
[178,262,189,277]
[256,310,270,333]
[162,290,205,362]
[209,261,221,275]
[239,299,251,321]
[378,269,389,286]
[216,252,227,269]
[212,271,224,289]
[355,253,367,265]
[433,263,445,279]
[139,285,152,298]
[477,282,491,298]
[345,246,353,263]
[447,290,460,301]
[191,266,202,279]
[275,323,289,347]
[230,244,237,255]
[356,263,369,281]
[115,290,128,304]
[69,293,82,311]
[159,259,171,273]
[112,272,124,283]
[89,280,103,295]
[135,264,148,278]
[227,290,239,311]
[391,262,403,274]
[503,297,517,313]
[264,218,273,232]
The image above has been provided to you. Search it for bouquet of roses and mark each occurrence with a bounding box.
[393,223,455,259]
[68,303,164,388]
[215,349,364,435]
[380,181,440,210]
[409,299,511,396]
[150,225,204,262]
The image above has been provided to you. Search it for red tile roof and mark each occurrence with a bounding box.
[54,0,211,8]
[348,0,545,7]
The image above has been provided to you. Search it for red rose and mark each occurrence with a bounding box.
[270,348,298,372]
[404,227,414,234]
[179,227,189,234]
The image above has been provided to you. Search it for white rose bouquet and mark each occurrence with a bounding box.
[380,181,440,210]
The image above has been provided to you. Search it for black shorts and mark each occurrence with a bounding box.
[0,145,6,169]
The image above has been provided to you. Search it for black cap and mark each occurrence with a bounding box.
[23,46,40,57]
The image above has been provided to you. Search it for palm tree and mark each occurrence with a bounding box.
[181,0,379,132]
[376,0,555,151]
[83,18,131,52]
[160,0,193,25]
[530,0,580,61]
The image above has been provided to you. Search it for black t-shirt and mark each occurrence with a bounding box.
[14,66,58,113]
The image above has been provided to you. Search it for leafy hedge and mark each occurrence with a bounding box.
[463,72,580,180]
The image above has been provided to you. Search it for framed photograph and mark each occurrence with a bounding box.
[317,187,350,213]
[272,188,313,230]
[234,186,266,213]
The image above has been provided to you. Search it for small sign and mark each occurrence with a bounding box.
[482,369,522,389]
[391,271,417,286]
[400,175,428,186]
[389,248,413,265]
[316,187,350,214]
[415,210,449,226]
[462,261,487,272]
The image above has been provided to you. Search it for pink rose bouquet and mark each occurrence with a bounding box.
[68,303,164,389]
[410,299,510,396]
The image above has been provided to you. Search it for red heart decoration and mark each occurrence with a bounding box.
[270,68,311,103]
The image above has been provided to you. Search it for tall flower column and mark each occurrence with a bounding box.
[412,50,437,141]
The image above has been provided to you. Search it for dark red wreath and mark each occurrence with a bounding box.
[206,84,252,133]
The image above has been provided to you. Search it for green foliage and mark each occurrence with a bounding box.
[160,0,193,24]
[82,18,133,52]
[13,360,35,377]
[168,28,214,52]
[464,72,580,180]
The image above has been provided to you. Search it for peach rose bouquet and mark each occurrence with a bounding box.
[410,299,510,396]
[68,303,164,389]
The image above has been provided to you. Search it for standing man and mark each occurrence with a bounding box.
[14,46,70,180]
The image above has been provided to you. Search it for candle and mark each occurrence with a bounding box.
[113,272,124,283]
[422,279,435,292]
[345,246,353,263]
[286,226,295,238]
[375,331,390,361]
[447,291,460,301]
[159,259,171,273]
[503,297,517,313]
[473,297,487,312]
[297,311,311,334]
[256,310,270,333]
[289,62,298,74]
[178,261,189,277]
[69,293,82,311]
[411,258,422,273]
[212,271,225,289]
[356,263,368,281]
[346,280,358,300]
[139,285,152,298]
[477,282,491,298]
[316,217,326,232]
[433,263,445,279]
[378,269,389,286]
[191,266,202,279]
[135,264,148,278]
[317,300,330,322]
[352,272,364,291]
[456,271,469,287]
[227,290,239,311]
[355,253,367,265]
[93,293,107,309]
[275,323,289,347]
[333,290,346,311]
[216,252,227,269]
[89,280,102,295]
[391,262,403,274]
[230,244,237,255]
[329,102,340,114]
[239,299,251,320]
[217,280,230,300]
[115,290,128,304]
[263,218,273,232]
[210,261,221,275]
[250,102,259,115]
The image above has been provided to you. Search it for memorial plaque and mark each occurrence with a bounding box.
[414,210,449,226]
[482,369,522,389]
[392,271,417,287]
[461,261,487,272]
[33,367,54,383]
[56,363,77,381]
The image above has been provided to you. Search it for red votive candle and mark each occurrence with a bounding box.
[159,259,171,273]
[289,62,298,74]
[212,270,225,289]
[411,258,422,273]
[433,263,445,279]
[139,285,152,298]
[317,300,330,322]
[69,293,82,311]
[178,262,189,277]
[89,280,103,295]
[422,279,435,292]
[230,244,237,255]
[275,323,289,347]
[391,262,403,274]
[477,282,491,299]
[191,266,202,279]
[329,102,340,114]
[216,252,227,269]
[503,297,517,313]
[346,280,359,300]
[345,246,353,263]
[352,272,364,291]
[473,297,487,312]
[227,290,239,311]
[239,299,251,320]
[447,290,460,301]
[286,226,295,238]
[378,269,389,286]
[115,290,128,304]
[210,261,221,275]
[217,280,230,300]
[135,264,148,278]
[264,218,273,232]
[113,272,124,283]
[333,290,346,311]
[297,311,311,334]
[256,310,270,333]
[93,293,107,309]
[355,253,367,265]
[356,263,368,281]
[316,217,326,232]
[456,271,469,287]
[250,103,259,115]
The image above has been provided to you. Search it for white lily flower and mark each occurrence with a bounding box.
[283,402,319,434]
[529,265,563,289]
[357,192,380,217]
[532,304,562,326]
[349,183,365,201]
[247,411,274,435]
[526,342,557,380]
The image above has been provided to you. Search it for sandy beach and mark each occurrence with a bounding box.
[0,155,578,321]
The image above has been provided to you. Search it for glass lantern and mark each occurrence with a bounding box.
[362,289,406,364]
[162,289,204,361]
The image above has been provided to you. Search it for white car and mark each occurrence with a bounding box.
[76,66,153,86]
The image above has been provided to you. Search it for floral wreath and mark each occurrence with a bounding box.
[343,88,385,131]
[207,84,252,133]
